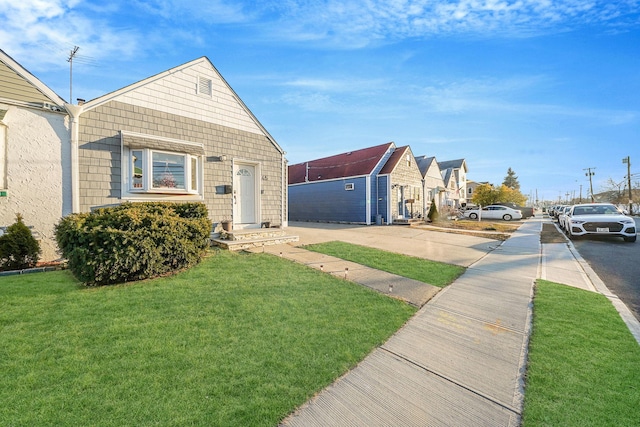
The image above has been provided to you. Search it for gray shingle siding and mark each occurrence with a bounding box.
[78,100,284,224]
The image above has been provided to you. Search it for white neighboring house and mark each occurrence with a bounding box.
[438,159,468,208]
[0,49,71,262]
[415,155,446,216]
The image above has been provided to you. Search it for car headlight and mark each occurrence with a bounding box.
[570,220,586,224]
[621,218,634,224]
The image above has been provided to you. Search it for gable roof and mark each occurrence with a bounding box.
[379,146,411,175]
[288,142,395,185]
[78,56,284,154]
[438,158,467,173]
[0,48,67,109]
[415,155,437,177]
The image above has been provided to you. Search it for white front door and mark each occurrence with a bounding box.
[233,163,257,225]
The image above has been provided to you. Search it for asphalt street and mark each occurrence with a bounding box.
[571,218,640,321]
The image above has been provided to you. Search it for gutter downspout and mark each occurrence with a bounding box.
[282,154,288,227]
[64,103,83,213]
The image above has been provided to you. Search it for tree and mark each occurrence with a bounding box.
[472,183,500,206]
[427,198,439,222]
[472,184,527,207]
[0,214,41,271]
[502,167,520,191]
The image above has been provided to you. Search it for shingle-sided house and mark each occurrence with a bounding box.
[288,143,424,224]
[288,142,395,224]
[69,57,287,232]
[415,155,446,216]
[0,49,71,261]
[438,159,468,208]
[377,146,424,220]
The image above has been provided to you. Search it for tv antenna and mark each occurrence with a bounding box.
[67,46,80,103]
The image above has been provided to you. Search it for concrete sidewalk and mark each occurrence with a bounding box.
[262,218,640,426]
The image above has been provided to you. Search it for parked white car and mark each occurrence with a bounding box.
[464,205,523,221]
[565,203,637,242]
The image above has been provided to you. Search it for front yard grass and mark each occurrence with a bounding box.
[0,250,416,426]
[523,280,640,426]
[303,241,465,287]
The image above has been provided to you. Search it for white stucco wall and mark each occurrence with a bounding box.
[0,104,71,262]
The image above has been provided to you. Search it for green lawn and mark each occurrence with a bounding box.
[0,251,416,426]
[523,280,640,426]
[303,241,465,287]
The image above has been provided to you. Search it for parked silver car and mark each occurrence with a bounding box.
[564,203,637,242]
[464,205,523,221]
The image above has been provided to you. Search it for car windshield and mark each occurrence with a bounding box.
[572,205,621,216]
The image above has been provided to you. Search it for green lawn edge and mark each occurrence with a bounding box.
[303,240,465,287]
[523,280,640,426]
[0,251,416,426]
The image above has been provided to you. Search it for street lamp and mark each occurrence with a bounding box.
[623,156,632,215]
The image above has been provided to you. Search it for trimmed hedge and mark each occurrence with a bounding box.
[55,202,211,285]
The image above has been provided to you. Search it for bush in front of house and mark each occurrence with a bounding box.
[55,202,211,285]
[0,214,41,271]
[427,199,439,222]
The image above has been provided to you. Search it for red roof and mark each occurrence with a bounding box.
[378,146,410,175]
[288,142,394,184]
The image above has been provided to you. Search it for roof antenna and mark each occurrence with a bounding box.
[67,46,79,103]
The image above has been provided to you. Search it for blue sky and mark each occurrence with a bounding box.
[2,0,639,203]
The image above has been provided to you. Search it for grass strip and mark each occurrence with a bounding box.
[0,251,416,426]
[303,241,464,287]
[523,280,640,426]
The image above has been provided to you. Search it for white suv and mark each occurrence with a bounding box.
[565,203,637,242]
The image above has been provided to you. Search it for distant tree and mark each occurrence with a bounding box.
[472,184,500,206]
[502,168,520,191]
[472,184,527,207]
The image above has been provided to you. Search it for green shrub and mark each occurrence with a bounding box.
[0,214,41,271]
[55,202,211,285]
[427,199,439,222]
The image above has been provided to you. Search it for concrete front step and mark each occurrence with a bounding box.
[223,228,289,241]
[212,234,299,251]
[393,218,426,226]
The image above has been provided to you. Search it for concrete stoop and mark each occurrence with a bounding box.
[392,218,425,226]
[212,228,299,251]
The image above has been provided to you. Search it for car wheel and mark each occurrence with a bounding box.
[469,213,478,219]
[503,214,512,221]
[624,235,637,242]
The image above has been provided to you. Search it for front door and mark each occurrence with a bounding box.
[233,163,257,225]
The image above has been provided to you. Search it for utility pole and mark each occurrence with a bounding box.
[67,46,79,103]
[623,156,632,215]
[584,167,596,202]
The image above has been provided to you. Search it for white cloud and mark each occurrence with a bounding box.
[259,0,640,47]
[0,0,139,71]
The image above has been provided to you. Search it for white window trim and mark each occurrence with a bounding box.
[197,75,213,97]
[120,131,204,201]
[0,121,6,190]
[345,183,355,191]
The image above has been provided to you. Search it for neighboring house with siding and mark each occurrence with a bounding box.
[288,142,396,224]
[288,143,424,224]
[438,159,468,208]
[0,49,71,261]
[415,155,446,216]
[69,57,287,232]
[377,146,424,220]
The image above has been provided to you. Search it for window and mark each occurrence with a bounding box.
[121,131,205,198]
[0,121,6,190]
[128,148,200,194]
[345,183,354,191]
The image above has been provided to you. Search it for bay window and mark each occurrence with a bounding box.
[121,130,204,198]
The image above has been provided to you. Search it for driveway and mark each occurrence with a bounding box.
[287,222,501,267]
